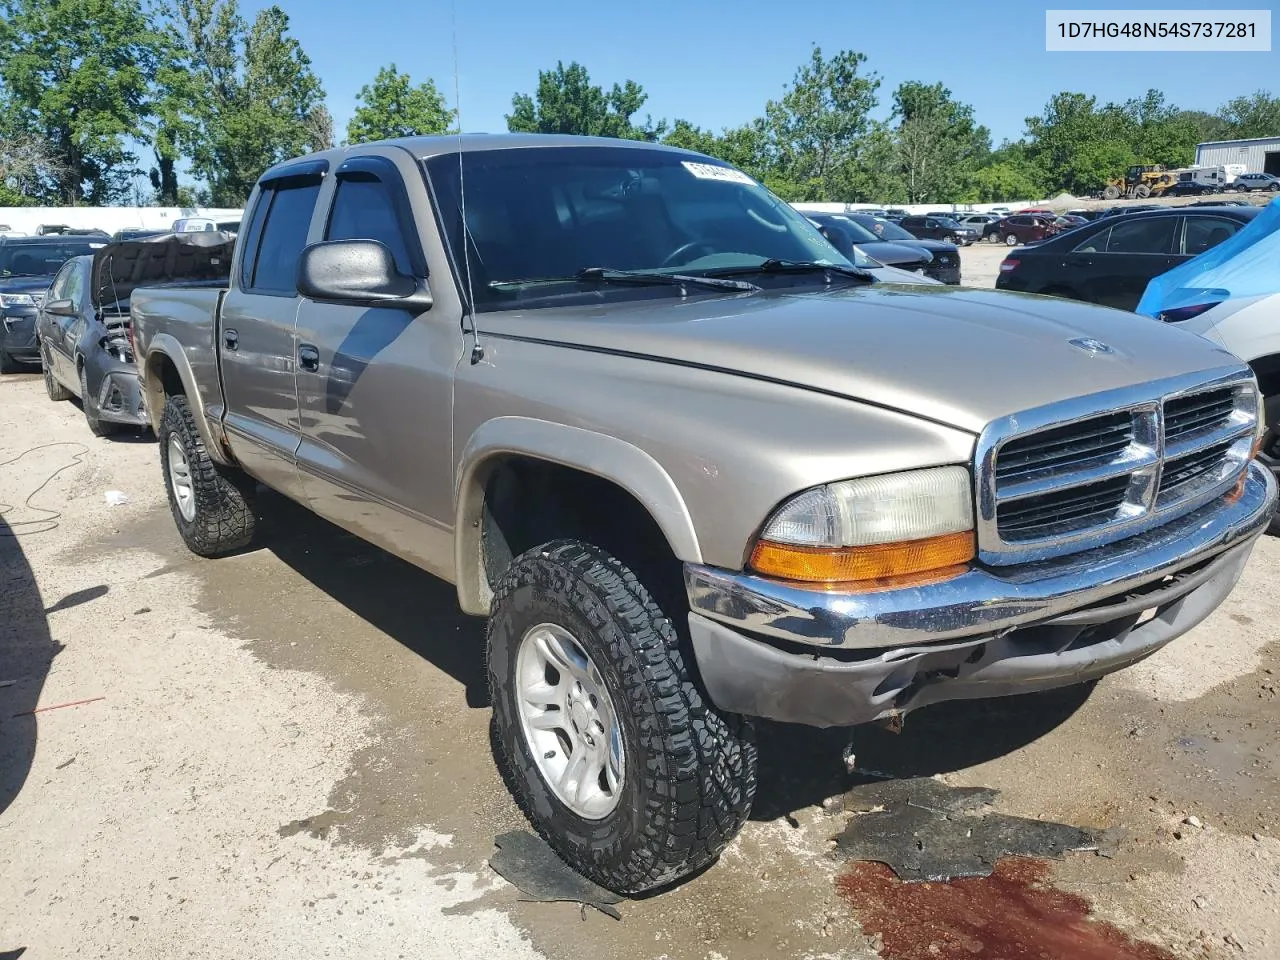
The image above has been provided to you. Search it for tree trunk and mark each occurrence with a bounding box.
[155,155,179,205]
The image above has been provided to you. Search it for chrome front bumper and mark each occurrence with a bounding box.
[684,463,1276,727]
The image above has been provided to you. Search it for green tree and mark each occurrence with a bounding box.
[0,0,157,203]
[758,47,879,201]
[1024,91,1138,195]
[1174,109,1232,145]
[889,82,990,202]
[1122,89,1197,167]
[1218,90,1280,140]
[347,64,455,144]
[507,62,664,140]
[165,0,327,206]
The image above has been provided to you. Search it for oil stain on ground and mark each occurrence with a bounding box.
[837,857,1178,960]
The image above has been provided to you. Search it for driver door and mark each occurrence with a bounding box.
[293,150,464,577]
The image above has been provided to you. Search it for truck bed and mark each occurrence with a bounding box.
[131,284,228,427]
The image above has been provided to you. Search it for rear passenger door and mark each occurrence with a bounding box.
[293,150,464,578]
[219,161,326,499]
[1178,215,1243,258]
[1085,217,1179,311]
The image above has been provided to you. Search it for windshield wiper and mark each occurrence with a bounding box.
[706,259,875,282]
[490,267,758,293]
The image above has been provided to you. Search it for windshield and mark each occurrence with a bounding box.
[425,146,850,311]
[827,216,881,244]
[851,216,916,242]
[0,241,102,277]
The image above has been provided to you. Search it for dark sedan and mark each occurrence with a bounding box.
[0,235,109,372]
[845,214,961,284]
[995,206,1258,311]
[37,254,147,435]
[899,215,979,245]
[806,214,933,277]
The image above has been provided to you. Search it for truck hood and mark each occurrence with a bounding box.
[486,285,1245,434]
[91,231,234,309]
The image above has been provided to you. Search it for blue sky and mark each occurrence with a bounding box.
[253,0,1277,145]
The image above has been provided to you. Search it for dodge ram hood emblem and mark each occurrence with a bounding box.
[1068,337,1114,356]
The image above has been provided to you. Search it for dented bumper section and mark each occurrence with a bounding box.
[685,462,1276,728]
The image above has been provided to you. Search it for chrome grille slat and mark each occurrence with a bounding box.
[978,371,1257,563]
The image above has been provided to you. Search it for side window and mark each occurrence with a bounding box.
[1183,216,1241,256]
[324,166,422,276]
[1103,217,1176,254]
[924,218,938,228]
[1073,226,1110,253]
[47,261,75,300]
[246,177,323,295]
[63,261,86,307]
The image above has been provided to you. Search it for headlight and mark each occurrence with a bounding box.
[0,293,36,307]
[750,466,975,588]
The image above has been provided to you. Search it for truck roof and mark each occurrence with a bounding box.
[263,133,702,181]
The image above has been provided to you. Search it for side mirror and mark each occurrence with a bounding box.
[44,298,77,316]
[296,239,432,310]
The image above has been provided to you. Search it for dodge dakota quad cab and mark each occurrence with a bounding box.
[131,135,1278,895]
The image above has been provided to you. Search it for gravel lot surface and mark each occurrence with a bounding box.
[1,276,1277,960]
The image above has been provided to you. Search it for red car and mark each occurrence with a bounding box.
[995,214,1054,246]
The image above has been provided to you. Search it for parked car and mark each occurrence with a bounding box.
[38,233,232,435]
[996,206,1258,310]
[955,213,1003,240]
[988,205,1012,215]
[1232,172,1280,193]
[899,214,979,245]
[0,234,110,373]
[995,214,1054,246]
[845,214,961,284]
[132,135,1275,896]
[1049,214,1089,233]
[805,214,934,276]
[111,228,171,242]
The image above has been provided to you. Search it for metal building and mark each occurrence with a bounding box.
[1195,137,1280,176]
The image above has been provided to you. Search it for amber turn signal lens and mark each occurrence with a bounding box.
[750,531,976,587]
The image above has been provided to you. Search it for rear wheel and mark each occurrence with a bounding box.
[159,394,258,556]
[1134,184,1151,199]
[1102,184,1121,200]
[80,364,120,437]
[1005,233,1019,246]
[42,343,72,401]
[488,539,757,894]
[1270,183,1279,193]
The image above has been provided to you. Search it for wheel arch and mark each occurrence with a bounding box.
[1249,352,1280,400]
[454,418,702,616]
[143,335,230,464]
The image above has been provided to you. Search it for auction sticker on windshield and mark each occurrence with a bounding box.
[682,161,755,185]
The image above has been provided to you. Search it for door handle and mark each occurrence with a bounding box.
[298,344,320,372]
[224,328,239,350]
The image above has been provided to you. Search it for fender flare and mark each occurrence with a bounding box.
[142,334,231,464]
[453,417,702,615]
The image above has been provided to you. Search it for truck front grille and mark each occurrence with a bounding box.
[979,373,1257,563]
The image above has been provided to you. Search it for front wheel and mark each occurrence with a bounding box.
[1005,233,1019,246]
[1270,183,1279,193]
[158,394,258,556]
[488,540,757,894]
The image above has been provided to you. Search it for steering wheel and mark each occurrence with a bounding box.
[662,241,717,268]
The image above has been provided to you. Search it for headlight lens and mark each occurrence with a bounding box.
[750,466,975,588]
[0,293,36,307]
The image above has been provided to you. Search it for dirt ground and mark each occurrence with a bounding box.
[1,318,1278,958]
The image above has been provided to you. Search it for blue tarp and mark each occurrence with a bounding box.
[1136,196,1280,318]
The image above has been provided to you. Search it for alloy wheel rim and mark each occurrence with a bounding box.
[167,435,197,522]
[515,622,624,819]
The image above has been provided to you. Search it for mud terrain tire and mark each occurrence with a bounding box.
[488,539,757,894]
[159,393,257,556]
